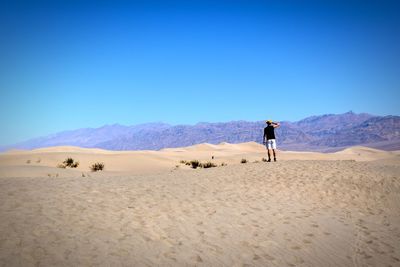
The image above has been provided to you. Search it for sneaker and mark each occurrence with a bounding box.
[274,158,277,162]
[267,159,271,162]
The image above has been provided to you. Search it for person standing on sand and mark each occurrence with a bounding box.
[263,120,280,162]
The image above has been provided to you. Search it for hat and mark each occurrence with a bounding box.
[266,120,272,124]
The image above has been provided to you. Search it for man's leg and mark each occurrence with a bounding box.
[272,149,277,161]
[267,149,271,162]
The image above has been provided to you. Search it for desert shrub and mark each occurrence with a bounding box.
[261,158,267,162]
[241,158,248,164]
[179,160,187,164]
[90,162,104,172]
[70,162,79,168]
[58,158,79,168]
[57,163,67,169]
[63,158,75,167]
[185,162,191,166]
[220,162,227,166]
[202,161,217,168]
[190,160,201,169]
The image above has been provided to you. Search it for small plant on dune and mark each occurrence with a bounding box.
[57,163,67,169]
[63,158,74,167]
[261,158,267,162]
[202,161,217,169]
[58,158,79,168]
[190,160,201,169]
[220,162,227,166]
[70,161,79,168]
[179,160,187,164]
[185,161,191,166]
[241,158,248,164]
[90,162,104,172]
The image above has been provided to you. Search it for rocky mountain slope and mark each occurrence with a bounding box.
[2,112,399,151]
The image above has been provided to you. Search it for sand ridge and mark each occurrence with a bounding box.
[0,142,398,178]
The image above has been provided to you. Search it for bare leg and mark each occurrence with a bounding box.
[267,149,271,162]
[272,149,277,161]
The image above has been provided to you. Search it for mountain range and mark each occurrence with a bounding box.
[2,112,400,152]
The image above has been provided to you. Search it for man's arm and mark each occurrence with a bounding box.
[273,122,280,128]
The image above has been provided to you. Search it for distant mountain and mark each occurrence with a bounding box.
[2,112,400,152]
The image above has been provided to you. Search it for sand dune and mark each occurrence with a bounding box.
[1,142,398,178]
[0,143,399,266]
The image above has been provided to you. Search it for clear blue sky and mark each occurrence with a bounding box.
[1,0,399,145]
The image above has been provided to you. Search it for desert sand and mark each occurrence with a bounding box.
[0,142,399,266]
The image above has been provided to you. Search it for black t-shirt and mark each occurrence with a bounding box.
[264,125,276,140]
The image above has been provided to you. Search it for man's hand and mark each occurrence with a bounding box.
[273,122,280,128]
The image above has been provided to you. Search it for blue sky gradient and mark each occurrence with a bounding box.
[1,0,399,145]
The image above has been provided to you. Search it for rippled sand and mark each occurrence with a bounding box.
[1,159,399,266]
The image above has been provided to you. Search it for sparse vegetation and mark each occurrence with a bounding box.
[57,163,67,169]
[190,160,201,169]
[180,159,220,169]
[261,158,267,162]
[90,162,104,172]
[241,158,248,164]
[202,161,217,168]
[220,162,227,166]
[70,162,79,168]
[57,158,79,169]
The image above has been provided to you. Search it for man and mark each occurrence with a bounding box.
[263,120,280,162]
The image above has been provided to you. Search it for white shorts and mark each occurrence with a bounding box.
[266,139,277,149]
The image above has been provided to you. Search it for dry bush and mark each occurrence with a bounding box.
[57,163,67,169]
[90,162,104,172]
[202,161,217,168]
[190,160,201,169]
